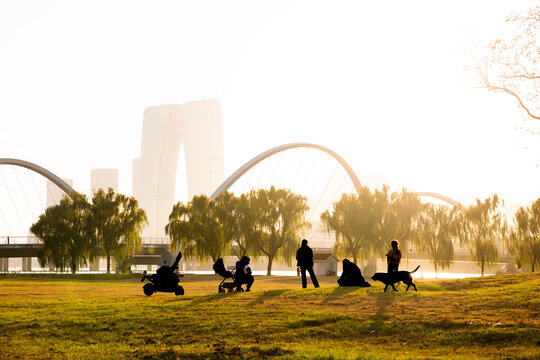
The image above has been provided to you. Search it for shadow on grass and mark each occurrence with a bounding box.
[186,291,237,305]
[249,289,288,305]
[367,292,396,332]
[321,286,361,304]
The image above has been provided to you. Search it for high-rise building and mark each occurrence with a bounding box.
[91,168,119,194]
[46,178,73,207]
[132,99,224,236]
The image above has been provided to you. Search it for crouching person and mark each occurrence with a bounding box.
[234,256,254,292]
[337,259,371,287]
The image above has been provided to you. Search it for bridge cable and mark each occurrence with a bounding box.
[308,172,348,242]
[0,177,12,235]
[277,148,298,189]
[306,161,340,227]
[13,166,36,220]
[46,180,58,208]
[305,153,331,205]
[264,148,287,190]
[0,167,27,235]
[27,168,45,209]
[297,148,321,195]
[288,147,310,193]
[253,151,273,193]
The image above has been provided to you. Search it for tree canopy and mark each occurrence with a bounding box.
[456,195,502,276]
[506,197,540,272]
[414,204,457,276]
[31,192,92,274]
[166,195,230,263]
[321,185,389,264]
[252,187,310,275]
[89,188,147,273]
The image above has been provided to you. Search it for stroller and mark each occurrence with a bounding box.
[213,258,238,293]
[213,258,255,293]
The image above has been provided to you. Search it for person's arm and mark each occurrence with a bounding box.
[396,250,401,262]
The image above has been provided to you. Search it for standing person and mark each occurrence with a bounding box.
[386,239,401,274]
[296,239,319,288]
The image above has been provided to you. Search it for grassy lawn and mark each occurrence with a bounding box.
[0,273,539,359]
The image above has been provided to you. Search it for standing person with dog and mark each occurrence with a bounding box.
[296,239,320,288]
[386,239,401,273]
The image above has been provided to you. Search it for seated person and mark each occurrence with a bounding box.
[337,259,370,287]
[234,256,254,292]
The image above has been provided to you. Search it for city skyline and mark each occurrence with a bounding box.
[1,0,539,211]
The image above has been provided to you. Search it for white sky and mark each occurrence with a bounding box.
[1,0,539,213]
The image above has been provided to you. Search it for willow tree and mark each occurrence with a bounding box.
[215,191,259,259]
[89,188,147,273]
[31,192,92,274]
[166,195,231,263]
[506,198,540,272]
[456,195,502,276]
[382,189,425,262]
[415,204,456,277]
[252,186,310,275]
[321,185,389,264]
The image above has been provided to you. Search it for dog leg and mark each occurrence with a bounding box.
[391,284,398,292]
[384,284,389,292]
[405,284,410,291]
[412,283,417,291]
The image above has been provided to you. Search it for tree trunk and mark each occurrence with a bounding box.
[71,260,76,274]
[434,263,438,279]
[107,253,111,274]
[266,256,274,276]
[481,262,485,276]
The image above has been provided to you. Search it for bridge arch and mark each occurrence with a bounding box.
[210,142,362,200]
[0,158,75,196]
[415,192,463,208]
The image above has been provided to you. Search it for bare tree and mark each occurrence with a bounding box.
[476,6,539,120]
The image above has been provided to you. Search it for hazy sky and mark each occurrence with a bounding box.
[1,0,539,209]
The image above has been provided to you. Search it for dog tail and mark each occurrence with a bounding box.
[410,265,420,273]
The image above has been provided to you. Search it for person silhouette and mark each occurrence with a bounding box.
[234,256,254,292]
[296,239,319,288]
[337,259,370,287]
[386,239,401,274]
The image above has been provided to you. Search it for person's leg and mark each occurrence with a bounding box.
[245,275,254,291]
[387,262,392,273]
[307,267,319,288]
[301,267,307,288]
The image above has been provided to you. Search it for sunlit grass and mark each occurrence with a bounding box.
[0,273,539,359]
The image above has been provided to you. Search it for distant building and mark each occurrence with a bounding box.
[46,178,73,207]
[91,168,119,194]
[313,251,339,276]
[133,99,224,236]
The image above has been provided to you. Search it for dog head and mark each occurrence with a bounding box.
[371,273,385,282]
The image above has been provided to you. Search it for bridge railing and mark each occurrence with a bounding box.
[0,236,172,246]
[0,236,42,245]
[141,237,171,245]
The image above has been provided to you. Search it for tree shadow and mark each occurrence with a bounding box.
[367,291,396,332]
[321,286,363,304]
[249,289,288,305]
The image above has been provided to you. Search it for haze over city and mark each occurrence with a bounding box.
[1,0,539,210]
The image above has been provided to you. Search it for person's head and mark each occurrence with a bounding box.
[301,239,308,246]
[241,256,250,265]
[391,240,399,248]
[343,259,351,265]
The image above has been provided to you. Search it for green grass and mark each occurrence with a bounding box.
[0,273,539,359]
